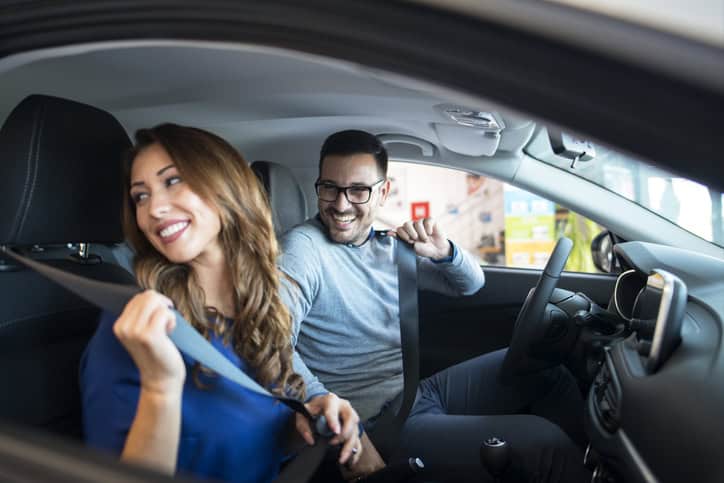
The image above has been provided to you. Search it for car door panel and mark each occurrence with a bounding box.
[419,266,617,377]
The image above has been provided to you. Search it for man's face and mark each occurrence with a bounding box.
[317,153,389,245]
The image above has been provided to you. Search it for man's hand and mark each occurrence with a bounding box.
[390,217,452,261]
[295,393,362,465]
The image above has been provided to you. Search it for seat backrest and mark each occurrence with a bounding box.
[251,160,308,236]
[0,95,136,439]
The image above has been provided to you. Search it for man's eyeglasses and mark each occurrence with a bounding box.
[315,178,386,204]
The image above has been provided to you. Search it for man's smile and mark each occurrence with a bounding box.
[329,211,357,228]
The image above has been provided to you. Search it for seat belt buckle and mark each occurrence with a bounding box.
[314,415,335,439]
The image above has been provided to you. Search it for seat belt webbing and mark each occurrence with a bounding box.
[1,246,326,483]
[368,235,420,459]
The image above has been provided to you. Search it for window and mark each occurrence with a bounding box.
[375,162,606,273]
[536,143,724,247]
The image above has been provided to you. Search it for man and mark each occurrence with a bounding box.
[282,130,589,482]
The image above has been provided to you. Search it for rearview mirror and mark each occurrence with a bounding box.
[548,130,595,167]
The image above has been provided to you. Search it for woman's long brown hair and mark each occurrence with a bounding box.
[122,123,304,399]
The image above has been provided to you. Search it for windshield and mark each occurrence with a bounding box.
[534,142,724,247]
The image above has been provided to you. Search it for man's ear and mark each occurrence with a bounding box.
[378,178,391,206]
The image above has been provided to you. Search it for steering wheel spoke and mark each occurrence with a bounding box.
[499,237,573,382]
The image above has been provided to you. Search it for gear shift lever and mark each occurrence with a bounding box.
[480,437,511,482]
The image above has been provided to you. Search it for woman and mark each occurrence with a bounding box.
[80,124,361,482]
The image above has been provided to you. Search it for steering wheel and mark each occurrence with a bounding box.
[498,237,573,382]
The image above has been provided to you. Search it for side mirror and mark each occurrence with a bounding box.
[591,231,615,273]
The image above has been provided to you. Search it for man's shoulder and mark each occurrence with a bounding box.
[281,217,326,245]
[281,217,328,250]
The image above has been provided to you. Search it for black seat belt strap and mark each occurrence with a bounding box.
[369,235,419,459]
[1,246,328,483]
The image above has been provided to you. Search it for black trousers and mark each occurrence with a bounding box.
[397,348,591,483]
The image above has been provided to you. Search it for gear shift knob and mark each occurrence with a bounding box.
[480,437,511,481]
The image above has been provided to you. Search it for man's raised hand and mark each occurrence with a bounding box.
[389,217,452,260]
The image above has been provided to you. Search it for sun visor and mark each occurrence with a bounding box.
[432,105,505,157]
[379,134,439,162]
[433,124,502,156]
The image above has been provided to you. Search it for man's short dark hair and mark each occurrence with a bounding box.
[319,130,388,177]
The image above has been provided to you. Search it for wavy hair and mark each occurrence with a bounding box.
[121,123,304,399]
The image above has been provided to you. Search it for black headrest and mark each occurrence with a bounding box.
[251,160,308,236]
[0,95,131,246]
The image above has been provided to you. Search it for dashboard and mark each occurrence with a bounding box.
[584,242,724,483]
[613,268,687,373]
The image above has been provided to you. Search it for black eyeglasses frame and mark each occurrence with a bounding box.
[314,178,386,204]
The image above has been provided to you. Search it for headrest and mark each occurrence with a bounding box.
[251,160,308,236]
[0,95,131,246]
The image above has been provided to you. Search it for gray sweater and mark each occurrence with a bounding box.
[282,217,485,420]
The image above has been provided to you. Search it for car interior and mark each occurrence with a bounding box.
[1,6,724,483]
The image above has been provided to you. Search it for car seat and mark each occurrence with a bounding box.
[0,95,137,439]
[251,160,308,236]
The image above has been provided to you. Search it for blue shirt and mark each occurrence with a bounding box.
[80,311,293,483]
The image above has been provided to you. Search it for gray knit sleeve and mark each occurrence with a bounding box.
[279,228,329,400]
[417,240,485,296]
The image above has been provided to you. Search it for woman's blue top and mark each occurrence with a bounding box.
[80,311,293,482]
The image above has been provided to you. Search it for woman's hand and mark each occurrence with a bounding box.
[113,290,186,396]
[114,290,185,473]
[295,393,362,465]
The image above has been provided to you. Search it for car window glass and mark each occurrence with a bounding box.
[375,162,606,273]
[532,140,724,248]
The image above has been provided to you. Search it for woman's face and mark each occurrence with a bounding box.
[130,143,223,264]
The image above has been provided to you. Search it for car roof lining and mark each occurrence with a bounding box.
[1,39,722,260]
[0,40,532,166]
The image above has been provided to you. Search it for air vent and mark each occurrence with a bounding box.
[592,356,622,433]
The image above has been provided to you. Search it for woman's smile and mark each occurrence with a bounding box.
[156,219,190,244]
[130,143,222,264]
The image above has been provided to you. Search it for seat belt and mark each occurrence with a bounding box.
[0,246,328,483]
[368,234,420,459]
